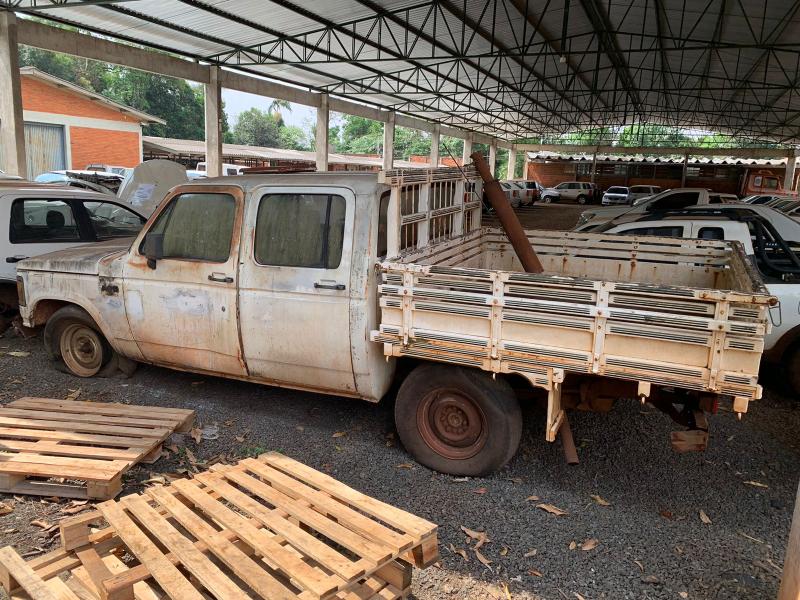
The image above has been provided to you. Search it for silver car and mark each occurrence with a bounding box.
[602,186,633,205]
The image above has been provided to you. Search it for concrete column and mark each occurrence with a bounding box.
[462,134,473,166]
[506,149,517,180]
[522,149,530,181]
[489,142,498,177]
[0,12,27,178]
[430,124,440,167]
[680,151,689,187]
[590,151,597,183]
[204,66,223,178]
[315,94,329,171]
[784,151,797,191]
[383,112,395,170]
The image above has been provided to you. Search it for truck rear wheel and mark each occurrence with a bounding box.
[784,345,800,397]
[395,364,522,476]
[44,306,112,377]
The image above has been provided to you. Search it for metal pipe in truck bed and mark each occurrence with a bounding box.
[470,151,544,274]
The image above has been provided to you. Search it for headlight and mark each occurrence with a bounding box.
[16,276,25,307]
[575,213,593,228]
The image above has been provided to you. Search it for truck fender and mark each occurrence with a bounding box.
[29,297,118,350]
[762,322,800,363]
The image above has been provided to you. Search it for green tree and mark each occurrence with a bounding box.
[233,108,281,147]
[279,125,312,151]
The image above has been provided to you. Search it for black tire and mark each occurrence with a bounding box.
[576,194,588,205]
[543,196,553,203]
[394,364,522,476]
[44,305,112,377]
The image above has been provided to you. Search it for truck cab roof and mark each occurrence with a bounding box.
[183,172,390,198]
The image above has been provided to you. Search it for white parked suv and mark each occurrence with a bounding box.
[541,181,597,204]
[628,185,662,202]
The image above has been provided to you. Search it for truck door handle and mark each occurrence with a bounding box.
[208,273,233,283]
[6,256,28,263]
[315,282,346,290]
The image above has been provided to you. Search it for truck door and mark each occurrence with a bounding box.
[238,187,356,394]
[122,186,247,376]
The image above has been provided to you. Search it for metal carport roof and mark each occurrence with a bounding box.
[4,0,800,145]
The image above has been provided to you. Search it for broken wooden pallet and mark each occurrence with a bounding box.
[0,452,438,600]
[0,397,194,500]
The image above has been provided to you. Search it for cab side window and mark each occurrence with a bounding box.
[144,193,236,262]
[622,226,684,237]
[647,192,700,211]
[255,193,346,269]
[10,199,81,243]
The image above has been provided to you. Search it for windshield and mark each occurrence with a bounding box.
[606,187,628,194]
[35,173,69,183]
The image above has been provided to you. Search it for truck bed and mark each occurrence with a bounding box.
[372,227,774,413]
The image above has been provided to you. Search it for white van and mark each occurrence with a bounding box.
[196,162,248,176]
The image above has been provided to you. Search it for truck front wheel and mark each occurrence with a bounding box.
[44,306,112,377]
[395,364,522,476]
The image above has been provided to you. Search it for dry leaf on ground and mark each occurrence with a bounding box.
[397,463,413,469]
[743,481,768,488]
[536,503,568,516]
[460,525,484,539]
[524,495,539,502]
[523,549,537,558]
[235,428,252,443]
[30,520,51,529]
[502,583,512,600]
[8,351,30,357]
[580,539,598,551]
[528,570,543,577]
[449,543,469,562]
[634,560,644,573]
[475,549,492,565]
[190,428,202,444]
[590,494,611,506]
[575,593,587,600]
[736,529,764,544]
[699,509,712,524]
[500,545,510,556]
[475,487,487,494]
[63,388,81,400]
[569,541,577,550]
[296,426,304,432]
[0,503,13,515]
[332,432,346,438]
[507,477,523,483]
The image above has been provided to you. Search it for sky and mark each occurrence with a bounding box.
[222,88,316,129]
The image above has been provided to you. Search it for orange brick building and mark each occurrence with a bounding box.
[12,67,162,177]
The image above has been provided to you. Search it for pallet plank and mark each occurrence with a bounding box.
[0,417,170,439]
[258,453,436,539]
[97,500,205,600]
[146,486,299,600]
[0,440,141,462]
[192,472,365,583]
[219,466,392,565]
[0,546,61,600]
[119,494,252,600]
[169,478,339,599]
[241,458,415,554]
[0,408,182,431]
[0,427,155,448]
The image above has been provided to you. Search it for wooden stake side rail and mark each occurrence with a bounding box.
[0,452,438,600]
[0,398,194,500]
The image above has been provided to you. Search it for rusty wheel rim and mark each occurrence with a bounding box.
[60,323,103,377]
[417,388,488,460]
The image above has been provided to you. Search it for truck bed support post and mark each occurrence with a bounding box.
[779,476,800,599]
[430,124,440,167]
[471,151,544,273]
[383,112,395,170]
[0,12,27,179]
[204,65,223,178]
[316,94,329,171]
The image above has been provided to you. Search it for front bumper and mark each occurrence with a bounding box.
[602,196,628,205]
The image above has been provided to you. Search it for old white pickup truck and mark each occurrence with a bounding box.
[17,167,775,475]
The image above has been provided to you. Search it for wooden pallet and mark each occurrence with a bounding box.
[0,397,194,500]
[0,453,438,600]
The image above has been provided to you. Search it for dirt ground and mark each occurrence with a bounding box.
[0,201,798,600]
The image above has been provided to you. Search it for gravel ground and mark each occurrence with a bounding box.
[0,201,798,600]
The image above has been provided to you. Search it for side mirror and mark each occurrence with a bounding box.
[143,232,164,269]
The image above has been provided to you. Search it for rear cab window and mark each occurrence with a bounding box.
[81,201,145,240]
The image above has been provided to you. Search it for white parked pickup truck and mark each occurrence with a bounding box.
[17,168,775,476]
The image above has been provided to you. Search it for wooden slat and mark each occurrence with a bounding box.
[0,546,62,600]
[259,453,436,539]
[97,500,205,600]
[0,427,155,448]
[0,462,119,483]
[0,417,169,440]
[218,466,392,565]
[169,478,339,599]
[0,440,141,461]
[9,398,193,422]
[0,453,126,474]
[0,408,180,431]
[119,494,252,600]
[192,473,365,583]
[146,486,299,600]
[241,459,414,553]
